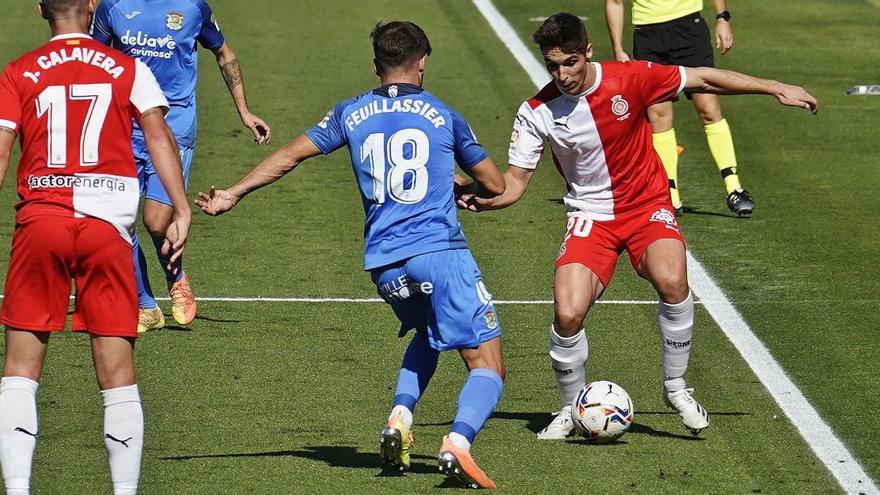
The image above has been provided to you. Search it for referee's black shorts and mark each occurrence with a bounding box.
[633,12,714,98]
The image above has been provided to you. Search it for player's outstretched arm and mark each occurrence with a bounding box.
[684,67,818,113]
[0,126,15,190]
[211,42,272,144]
[455,157,505,200]
[140,108,192,269]
[196,134,321,216]
[458,165,534,212]
[605,0,631,62]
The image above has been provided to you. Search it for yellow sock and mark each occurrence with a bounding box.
[704,119,742,194]
[652,128,681,208]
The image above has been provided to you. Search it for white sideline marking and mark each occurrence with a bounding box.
[0,295,685,305]
[473,1,878,493]
[158,297,663,305]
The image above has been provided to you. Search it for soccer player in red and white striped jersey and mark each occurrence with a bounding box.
[458,12,816,439]
[0,1,190,493]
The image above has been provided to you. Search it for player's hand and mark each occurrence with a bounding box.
[772,84,819,114]
[195,186,240,216]
[456,193,492,212]
[161,215,191,273]
[241,112,272,145]
[613,49,631,63]
[715,20,734,54]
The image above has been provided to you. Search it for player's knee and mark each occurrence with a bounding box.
[554,307,586,335]
[654,274,689,304]
[142,217,167,239]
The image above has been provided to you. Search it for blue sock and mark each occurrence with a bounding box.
[392,331,439,412]
[451,368,504,444]
[132,232,156,309]
[150,232,183,284]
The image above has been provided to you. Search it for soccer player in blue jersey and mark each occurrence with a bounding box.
[91,0,271,331]
[196,21,506,489]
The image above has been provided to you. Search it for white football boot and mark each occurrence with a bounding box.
[536,406,576,440]
[665,388,709,435]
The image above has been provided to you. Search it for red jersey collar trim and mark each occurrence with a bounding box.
[50,33,92,42]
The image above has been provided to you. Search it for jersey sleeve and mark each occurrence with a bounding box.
[304,102,348,155]
[450,111,488,169]
[130,60,170,119]
[0,67,21,134]
[633,60,687,106]
[90,0,115,46]
[507,102,546,170]
[195,1,226,50]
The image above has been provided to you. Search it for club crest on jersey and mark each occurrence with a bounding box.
[166,12,184,31]
[510,127,520,146]
[611,95,630,121]
[388,85,398,97]
[484,310,498,330]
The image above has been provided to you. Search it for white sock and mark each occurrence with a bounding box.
[388,405,413,429]
[0,377,39,495]
[448,432,471,451]
[658,292,695,392]
[102,385,143,495]
[549,325,588,410]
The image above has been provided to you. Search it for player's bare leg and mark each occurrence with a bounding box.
[691,93,752,215]
[144,199,196,325]
[91,336,143,495]
[536,263,602,440]
[638,239,709,434]
[0,329,49,495]
[438,337,504,490]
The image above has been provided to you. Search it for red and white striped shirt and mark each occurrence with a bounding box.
[0,33,167,243]
[509,60,686,220]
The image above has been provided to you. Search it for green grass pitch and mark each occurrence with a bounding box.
[0,0,878,493]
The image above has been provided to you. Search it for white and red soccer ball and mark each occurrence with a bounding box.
[571,380,634,442]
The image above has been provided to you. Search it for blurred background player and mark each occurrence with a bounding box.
[605,0,753,216]
[0,0,191,493]
[459,13,816,439]
[91,0,272,331]
[195,21,506,490]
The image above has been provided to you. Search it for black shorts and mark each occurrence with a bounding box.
[633,12,714,68]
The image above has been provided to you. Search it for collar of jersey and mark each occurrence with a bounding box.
[372,83,424,97]
[555,62,603,98]
[50,33,92,42]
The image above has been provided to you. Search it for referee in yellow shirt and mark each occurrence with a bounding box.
[606,0,753,216]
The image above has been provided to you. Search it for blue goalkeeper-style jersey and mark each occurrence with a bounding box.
[306,83,489,270]
[91,0,225,147]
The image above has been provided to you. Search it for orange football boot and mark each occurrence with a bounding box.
[437,435,496,489]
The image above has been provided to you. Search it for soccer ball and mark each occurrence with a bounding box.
[571,380,634,442]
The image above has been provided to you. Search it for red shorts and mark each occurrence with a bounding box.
[0,215,138,337]
[555,201,685,287]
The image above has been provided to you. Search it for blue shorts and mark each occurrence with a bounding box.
[132,135,193,206]
[370,249,501,352]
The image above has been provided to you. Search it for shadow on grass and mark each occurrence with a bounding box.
[489,411,555,434]
[194,314,242,323]
[160,445,440,475]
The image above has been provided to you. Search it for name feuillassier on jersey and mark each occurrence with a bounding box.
[34,47,126,79]
[345,98,447,131]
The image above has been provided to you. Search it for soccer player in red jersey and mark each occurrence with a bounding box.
[0,1,190,493]
[458,13,816,439]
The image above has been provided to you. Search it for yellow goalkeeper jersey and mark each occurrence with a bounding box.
[632,0,704,25]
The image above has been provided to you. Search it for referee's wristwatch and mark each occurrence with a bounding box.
[716,10,731,22]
